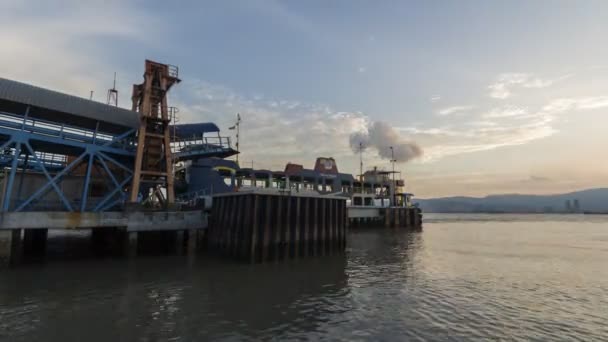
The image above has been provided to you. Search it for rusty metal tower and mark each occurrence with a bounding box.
[129,60,180,205]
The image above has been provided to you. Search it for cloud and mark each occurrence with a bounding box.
[0,0,160,98]
[430,95,441,102]
[173,79,374,170]
[437,105,474,116]
[358,66,367,73]
[482,106,528,119]
[526,175,552,183]
[488,73,568,99]
[349,121,423,163]
[542,96,608,114]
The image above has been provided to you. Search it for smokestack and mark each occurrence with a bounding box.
[349,121,422,163]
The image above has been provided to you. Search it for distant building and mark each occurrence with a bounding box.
[573,199,581,212]
[565,200,572,212]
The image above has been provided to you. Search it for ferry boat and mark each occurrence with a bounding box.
[176,157,422,227]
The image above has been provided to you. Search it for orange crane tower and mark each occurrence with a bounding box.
[129,60,180,205]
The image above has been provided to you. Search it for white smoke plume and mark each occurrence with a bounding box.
[349,121,423,162]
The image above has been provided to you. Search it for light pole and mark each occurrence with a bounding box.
[390,146,396,207]
[359,142,364,193]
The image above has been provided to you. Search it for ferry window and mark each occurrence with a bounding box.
[353,197,362,206]
[364,197,373,206]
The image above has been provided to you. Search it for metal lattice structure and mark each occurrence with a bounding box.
[129,60,180,206]
[0,69,237,213]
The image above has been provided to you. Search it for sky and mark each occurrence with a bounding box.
[2,0,608,198]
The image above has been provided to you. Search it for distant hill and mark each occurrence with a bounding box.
[416,188,608,213]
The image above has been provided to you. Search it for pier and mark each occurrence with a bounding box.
[0,60,421,268]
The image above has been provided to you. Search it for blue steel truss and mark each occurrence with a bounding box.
[0,105,237,212]
[0,106,136,212]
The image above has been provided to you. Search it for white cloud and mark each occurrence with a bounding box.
[430,95,441,102]
[173,79,372,170]
[482,106,528,119]
[437,105,474,116]
[0,0,161,98]
[488,73,568,99]
[542,96,608,114]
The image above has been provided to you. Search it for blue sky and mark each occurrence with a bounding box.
[2,0,608,197]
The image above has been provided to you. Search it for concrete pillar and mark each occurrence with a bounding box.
[187,229,198,256]
[125,231,138,258]
[0,229,22,267]
[175,230,185,255]
[23,228,48,257]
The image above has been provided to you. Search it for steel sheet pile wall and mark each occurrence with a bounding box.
[208,193,347,262]
[349,207,422,228]
[383,207,422,228]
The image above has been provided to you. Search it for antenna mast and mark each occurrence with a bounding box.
[359,142,363,182]
[107,72,118,106]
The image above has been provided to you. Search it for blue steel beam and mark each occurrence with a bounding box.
[15,150,87,212]
[97,151,133,174]
[97,153,123,190]
[80,153,94,212]
[22,142,74,211]
[2,142,20,212]
[94,175,132,211]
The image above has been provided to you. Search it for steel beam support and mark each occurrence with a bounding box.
[97,152,133,174]
[15,149,87,212]
[102,128,136,147]
[94,175,132,211]
[2,142,20,212]
[80,153,94,212]
[22,142,74,212]
[96,153,122,190]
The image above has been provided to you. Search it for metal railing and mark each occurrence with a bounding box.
[0,110,136,151]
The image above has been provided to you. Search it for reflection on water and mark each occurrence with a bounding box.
[1,214,608,341]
